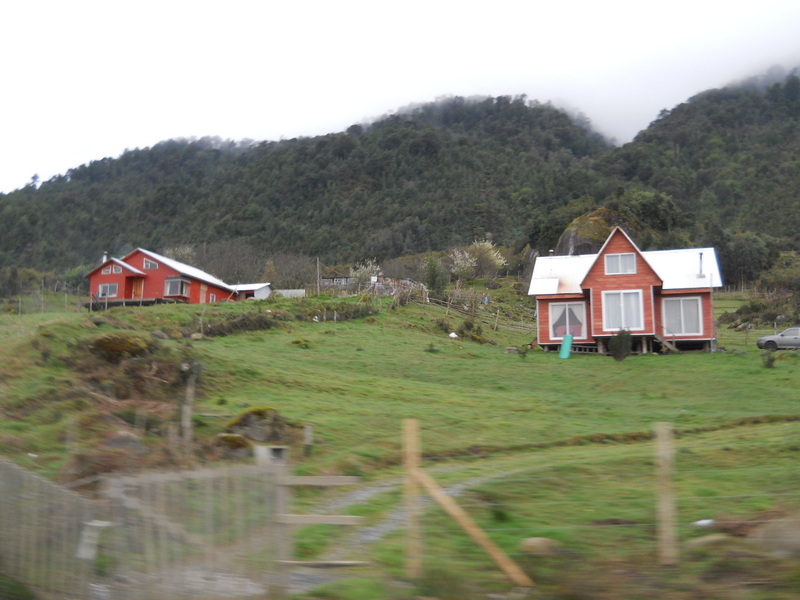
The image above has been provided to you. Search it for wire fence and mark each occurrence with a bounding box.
[2,422,798,598]
[0,458,94,599]
[0,460,283,600]
[399,421,800,596]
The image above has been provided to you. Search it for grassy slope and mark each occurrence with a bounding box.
[1,288,798,598]
[1,287,797,480]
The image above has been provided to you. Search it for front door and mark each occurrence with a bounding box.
[132,278,144,299]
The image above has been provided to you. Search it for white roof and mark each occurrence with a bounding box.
[130,248,235,292]
[528,254,595,295]
[230,283,272,292]
[529,247,722,296]
[643,247,722,290]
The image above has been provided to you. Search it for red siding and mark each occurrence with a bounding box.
[86,266,129,300]
[536,295,593,346]
[583,231,661,337]
[657,289,716,340]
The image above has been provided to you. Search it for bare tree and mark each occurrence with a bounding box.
[261,252,316,288]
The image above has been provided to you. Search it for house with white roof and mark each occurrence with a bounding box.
[528,228,723,354]
[85,248,241,307]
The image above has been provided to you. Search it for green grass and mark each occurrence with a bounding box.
[1,287,798,599]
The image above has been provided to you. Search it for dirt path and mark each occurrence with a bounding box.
[287,469,514,594]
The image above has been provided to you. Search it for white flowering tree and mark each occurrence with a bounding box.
[349,258,383,284]
[469,240,507,280]
[448,248,477,281]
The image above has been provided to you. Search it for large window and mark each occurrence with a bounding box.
[164,278,189,297]
[663,297,702,336]
[605,253,636,275]
[550,302,586,339]
[98,283,118,298]
[602,290,643,331]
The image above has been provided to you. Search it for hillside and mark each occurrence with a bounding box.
[1,291,799,599]
[1,69,799,288]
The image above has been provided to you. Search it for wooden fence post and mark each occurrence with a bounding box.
[655,422,678,566]
[181,362,200,455]
[404,419,533,588]
[273,460,292,599]
[304,424,313,457]
[404,418,422,580]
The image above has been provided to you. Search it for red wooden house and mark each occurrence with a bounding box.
[528,228,722,354]
[85,248,237,307]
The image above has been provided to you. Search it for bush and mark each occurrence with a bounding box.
[609,329,632,361]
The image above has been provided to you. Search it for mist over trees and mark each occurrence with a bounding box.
[1,75,799,289]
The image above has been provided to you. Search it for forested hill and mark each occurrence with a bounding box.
[0,96,609,275]
[602,72,800,242]
[1,74,799,284]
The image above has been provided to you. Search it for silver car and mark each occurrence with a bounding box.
[757,327,800,351]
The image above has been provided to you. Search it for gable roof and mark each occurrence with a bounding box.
[122,248,236,292]
[528,229,723,296]
[85,256,145,278]
[111,257,144,275]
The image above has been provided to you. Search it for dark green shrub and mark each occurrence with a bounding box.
[609,329,632,361]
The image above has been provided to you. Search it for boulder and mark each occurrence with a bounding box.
[519,537,562,556]
[553,207,630,256]
[226,408,301,444]
[683,533,736,551]
[749,515,800,557]
[103,431,147,455]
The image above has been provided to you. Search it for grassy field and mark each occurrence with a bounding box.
[0,287,798,599]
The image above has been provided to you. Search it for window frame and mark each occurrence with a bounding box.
[101,266,111,274]
[98,283,118,298]
[602,289,644,331]
[605,253,637,275]
[549,301,587,340]
[209,293,216,303]
[144,258,159,270]
[663,297,702,336]
[112,265,122,274]
[164,277,190,297]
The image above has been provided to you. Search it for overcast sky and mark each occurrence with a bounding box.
[1,0,799,194]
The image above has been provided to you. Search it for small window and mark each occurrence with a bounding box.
[144,259,159,270]
[101,266,111,274]
[605,253,636,275]
[98,283,118,298]
[112,265,122,274]
[209,293,216,303]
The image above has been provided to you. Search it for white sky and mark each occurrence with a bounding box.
[1,0,799,194]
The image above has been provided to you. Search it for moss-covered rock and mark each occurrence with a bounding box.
[226,407,302,444]
[89,331,156,363]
